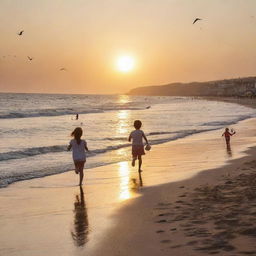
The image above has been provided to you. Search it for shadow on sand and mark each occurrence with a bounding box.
[226,144,233,157]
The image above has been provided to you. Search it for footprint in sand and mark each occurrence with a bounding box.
[158,202,172,206]
[158,213,171,217]
[156,230,165,233]
[161,240,171,243]
[170,244,182,248]
[238,251,256,255]
[156,219,167,223]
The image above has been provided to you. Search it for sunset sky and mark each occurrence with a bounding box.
[1,0,256,94]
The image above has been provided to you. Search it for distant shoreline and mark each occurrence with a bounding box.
[201,96,256,109]
[128,76,256,98]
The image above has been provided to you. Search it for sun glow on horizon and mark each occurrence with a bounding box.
[116,55,135,73]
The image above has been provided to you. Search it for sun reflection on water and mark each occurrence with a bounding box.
[116,95,133,200]
[117,110,130,135]
[117,95,130,104]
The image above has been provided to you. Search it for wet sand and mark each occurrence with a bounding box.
[92,148,256,256]
[1,117,256,255]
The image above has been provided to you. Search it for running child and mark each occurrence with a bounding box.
[128,120,149,172]
[68,127,89,186]
[222,127,236,147]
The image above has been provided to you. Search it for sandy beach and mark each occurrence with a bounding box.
[92,143,256,256]
[0,113,256,256]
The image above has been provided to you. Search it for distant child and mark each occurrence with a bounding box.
[128,120,149,172]
[222,127,236,147]
[68,127,89,186]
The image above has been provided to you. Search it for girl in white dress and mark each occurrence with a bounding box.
[68,127,89,186]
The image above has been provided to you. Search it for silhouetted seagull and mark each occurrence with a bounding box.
[27,56,33,61]
[193,18,202,24]
[18,30,24,36]
[60,68,67,71]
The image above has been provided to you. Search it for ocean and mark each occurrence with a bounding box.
[0,93,255,188]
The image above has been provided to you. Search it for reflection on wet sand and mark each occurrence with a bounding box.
[71,186,89,247]
[131,172,143,189]
[118,162,131,200]
[118,162,143,201]
[226,144,233,157]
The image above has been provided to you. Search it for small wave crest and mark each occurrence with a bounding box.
[202,115,253,127]
[0,145,66,161]
[100,137,127,141]
[148,131,177,136]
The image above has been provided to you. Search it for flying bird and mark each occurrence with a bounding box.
[60,68,67,71]
[18,30,24,36]
[27,56,33,61]
[193,18,202,24]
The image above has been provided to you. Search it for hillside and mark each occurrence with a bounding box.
[128,77,256,97]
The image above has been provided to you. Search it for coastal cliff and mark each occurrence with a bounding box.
[128,77,256,97]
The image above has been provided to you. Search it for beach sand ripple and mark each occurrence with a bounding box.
[155,160,256,255]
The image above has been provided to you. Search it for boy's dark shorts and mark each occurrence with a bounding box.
[132,145,145,158]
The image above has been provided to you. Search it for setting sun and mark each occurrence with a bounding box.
[116,56,135,72]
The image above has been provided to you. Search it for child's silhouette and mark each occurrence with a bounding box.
[128,120,149,173]
[222,127,236,147]
[68,127,89,186]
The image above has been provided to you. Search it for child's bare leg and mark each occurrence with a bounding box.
[74,162,79,174]
[138,156,142,172]
[79,170,84,186]
[78,162,85,186]
[132,156,136,167]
